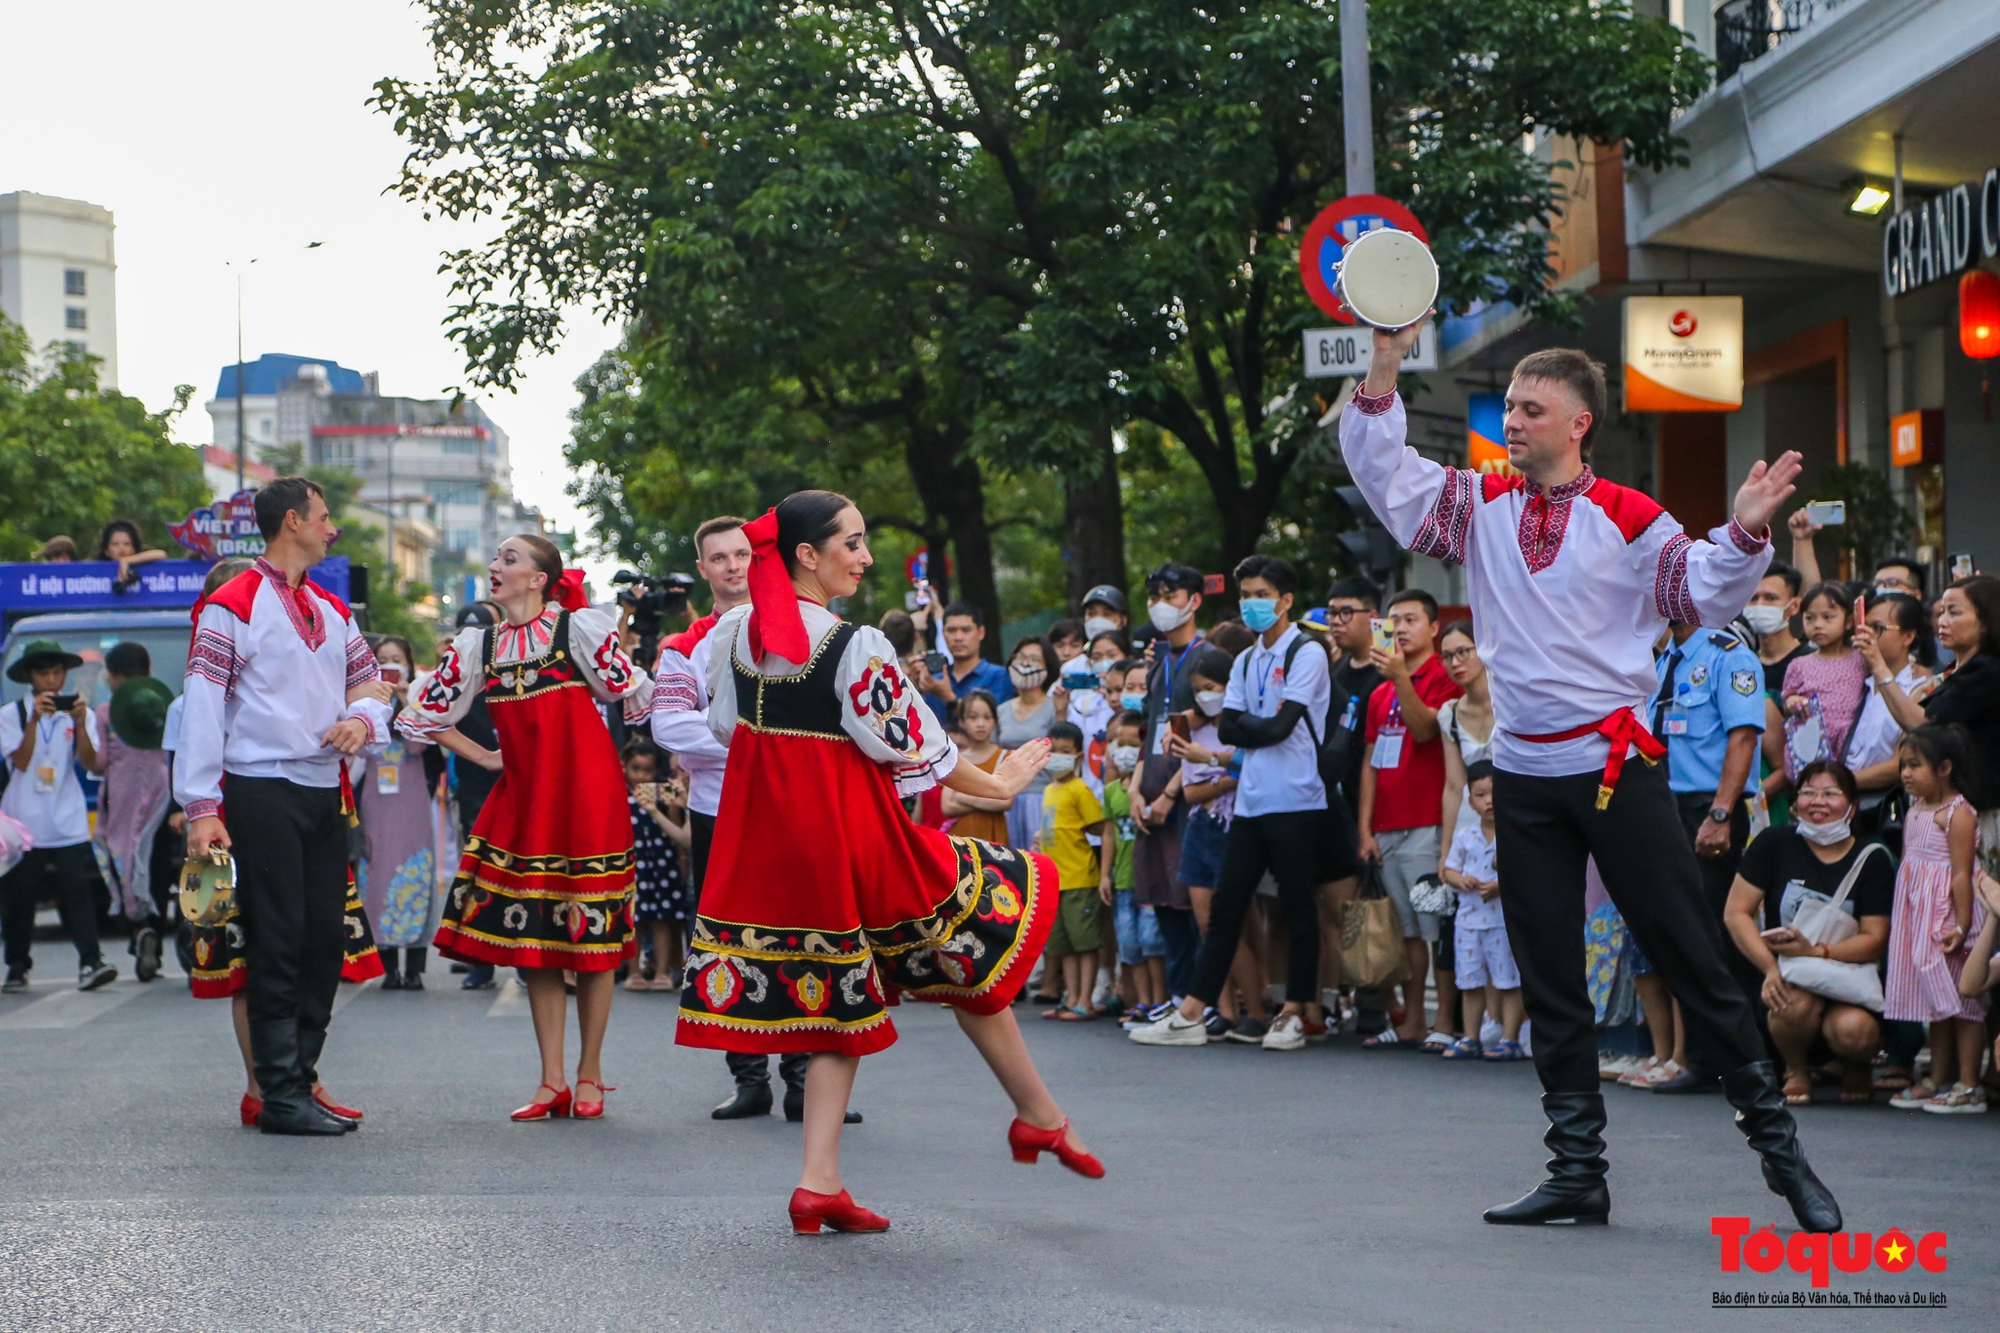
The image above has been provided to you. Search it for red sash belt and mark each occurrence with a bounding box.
[1511,706,1667,810]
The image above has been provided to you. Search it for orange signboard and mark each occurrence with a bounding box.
[1890,409,1942,468]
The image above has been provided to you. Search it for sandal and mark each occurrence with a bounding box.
[623,974,652,992]
[1482,1039,1526,1062]
[1887,1081,1937,1110]
[1420,1030,1456,1052]
[1361,1029,1405,1049]
[1873,1067,1913,1092]
[1056,1005,1095,1022]
[1439,1037,1483,1060]
[1040,1002,1068,1021]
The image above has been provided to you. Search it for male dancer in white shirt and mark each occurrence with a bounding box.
[1341,322,1839,1233]
[651,515,861,1126]
[178,478,392,1136]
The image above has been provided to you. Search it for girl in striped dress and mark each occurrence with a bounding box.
[1884,725,1988,1114]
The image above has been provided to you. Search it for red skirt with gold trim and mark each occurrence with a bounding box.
[430,679,637,971]
[188,867,383,998]
[674,727,1055,1057]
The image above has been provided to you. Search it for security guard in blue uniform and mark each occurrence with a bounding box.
[1651,622,1769,1085]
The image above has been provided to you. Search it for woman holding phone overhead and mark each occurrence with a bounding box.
[674,490,1096,1235]
[401,535,651,1122]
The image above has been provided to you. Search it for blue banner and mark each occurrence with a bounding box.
[0,557,350,616]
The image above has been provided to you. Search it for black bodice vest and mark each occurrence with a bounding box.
[733,621,857,740]
[481,610,583,702]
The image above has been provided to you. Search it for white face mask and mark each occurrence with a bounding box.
[1083,616,1117,641]
[1044,752,1077,777]
[1108,744,1140,773]
[1741,604,1789,637]
[1797,812,1851,845]
[1194,689,1225,717]
[1009,662,1046,688]
[1149,599,1193,634]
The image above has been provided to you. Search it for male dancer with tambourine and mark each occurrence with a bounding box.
[1338,296,1840,1233]
[177,477,392,1136]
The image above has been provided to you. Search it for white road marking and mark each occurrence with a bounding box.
[486,981,526,1017]
[331,977,380,1014]
[0,983,145,1030]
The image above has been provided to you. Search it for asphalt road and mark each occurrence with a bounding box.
[0,957,1989,1333]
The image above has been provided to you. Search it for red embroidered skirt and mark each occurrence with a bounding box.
[432,679,637,972]
[189,867,383,998]
[674,727,1055,1057]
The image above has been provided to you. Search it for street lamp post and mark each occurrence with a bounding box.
[228,259,257,493]
[1341,0,1376,195]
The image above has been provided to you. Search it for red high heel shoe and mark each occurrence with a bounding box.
[1007,1117,1105,1179]
[314,1089,364,1121]
[788,1188,890,1234]
[510,1083,572,1121]
[240,1094,262,1127]
[572,1079,615,1120]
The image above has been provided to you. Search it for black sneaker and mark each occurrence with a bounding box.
[79,962,117,991]
[2,970,27,995]
[1203,1008,1230,1042]
[134,927,162,982]
[1224,1014,1270,1044]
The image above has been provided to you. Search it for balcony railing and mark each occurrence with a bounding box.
[1714,0,1848,83]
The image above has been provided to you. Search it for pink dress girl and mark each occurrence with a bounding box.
[1884,793,1989,1024]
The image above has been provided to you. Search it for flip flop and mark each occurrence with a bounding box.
[1362,1029,1405,1049]
[1056,1005,1096,1022]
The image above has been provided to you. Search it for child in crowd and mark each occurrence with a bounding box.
[1957,871,2000,1092]
[622,738,691,991]
[1775,583,1868,781]
[1039,721,1108,1021]
[1438,762,1525,1060]
[1100,712,1164,1017]
[1884,725,1989,1112]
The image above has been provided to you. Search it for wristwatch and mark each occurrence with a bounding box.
[1707,806,1731,825]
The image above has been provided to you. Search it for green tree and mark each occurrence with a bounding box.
[0,317,209,560]
[377,0,1705,600]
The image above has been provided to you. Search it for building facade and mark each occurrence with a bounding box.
[0,192,119,387]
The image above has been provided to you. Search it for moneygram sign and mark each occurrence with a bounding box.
[1623,295,1743,412]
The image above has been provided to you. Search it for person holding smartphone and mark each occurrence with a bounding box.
[915,600,1015,721]
[1,639,111,992]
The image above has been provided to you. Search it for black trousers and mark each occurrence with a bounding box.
[692,809,807,1090]
[1676,792,1778,1060]
[1493,762,1764,1095]
[0,843,103,973]
[1188,809,1323,1007]
[226,777,349,1096]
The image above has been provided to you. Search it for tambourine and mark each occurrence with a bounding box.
[1334,227,1439,331]
[178,847,238,927]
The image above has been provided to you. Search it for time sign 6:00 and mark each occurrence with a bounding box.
[1302,327,1437,378]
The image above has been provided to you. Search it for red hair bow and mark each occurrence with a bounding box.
[553,568,590,612]
[741,508,810,663]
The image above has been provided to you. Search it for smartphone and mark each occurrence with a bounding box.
[1759,927,1797,946]
[1369,618,1394,656]
[52,693,79,712]
[632,781,658,809]
[379,664,405,686]
[1061,669,1099,691]
[1804,500,1845,527]
[1169,713,1192,744]
[913,577,932,608]
[923,651,947,675]
[1202,573,1226,595]
[1951,552,1975,579]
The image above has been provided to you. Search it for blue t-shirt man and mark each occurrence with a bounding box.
[1652,627,1766,795]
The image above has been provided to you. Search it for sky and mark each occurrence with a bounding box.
[2,0,619,575]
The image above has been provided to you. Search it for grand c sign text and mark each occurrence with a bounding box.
[1882,168,2000,298]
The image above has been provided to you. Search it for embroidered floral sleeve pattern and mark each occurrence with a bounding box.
[344,632,381,690]
[1726,518,1768,554]
[836,626,958,794]
[1653,533,1701,624]
[652,664,699,715]
[567,607,648,706]
[1352,387,1398,416]
[1411,467,1477,563]
[188,627,240,695]
[399,635,478,737]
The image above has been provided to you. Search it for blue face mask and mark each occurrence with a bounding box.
[1120,691,1145,712]
[1240,597,1279,632]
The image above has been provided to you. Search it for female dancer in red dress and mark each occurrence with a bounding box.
[402,534,651,1120]
[675,490,1100,1234]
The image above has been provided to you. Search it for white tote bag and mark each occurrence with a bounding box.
[1777,842,1887,1011]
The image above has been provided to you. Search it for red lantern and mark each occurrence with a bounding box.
[1962,269,2000,360]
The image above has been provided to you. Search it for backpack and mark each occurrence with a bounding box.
[1279,636,1352,791]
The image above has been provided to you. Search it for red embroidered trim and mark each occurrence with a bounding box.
[1351,388,1397,417]
[591,630,635,693]
[252,557,325,651]
[416,644,466,715]
[1654,534,1699,623]
[344,634,380,689]
[1516,494,1574,574]
[495,608,558,663]
[1727,518,1768,554]
[189,628,240,694]
[183,798,221,822]
[652,670,699,713]
[1411,468,1476,563]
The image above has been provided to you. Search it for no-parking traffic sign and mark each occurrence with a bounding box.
[1298,194,1429,324]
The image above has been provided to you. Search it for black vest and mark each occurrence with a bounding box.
[733,622,857,740]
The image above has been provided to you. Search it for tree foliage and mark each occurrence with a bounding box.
[0,317,209,561]
[378,0,1706,600]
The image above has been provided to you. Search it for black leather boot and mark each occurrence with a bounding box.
[1722,1061,1842,1232]
[379,948,403,990]
[714,1052,774,1119]
[252,1019,348,1136]
[1483,1092,1610,1225]
[403,947,426,991]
